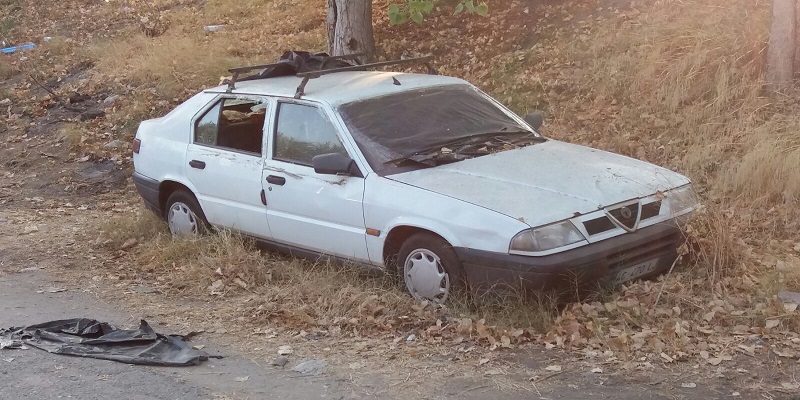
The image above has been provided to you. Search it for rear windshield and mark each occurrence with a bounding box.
[338,85,532,173]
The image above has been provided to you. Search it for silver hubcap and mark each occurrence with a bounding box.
[404,248,450,304]
[168,202,199,236]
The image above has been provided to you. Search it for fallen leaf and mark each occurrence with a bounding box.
[591,367,603,373]
[765,319,780,329]
[208,279,224,293]
[773,348,796,358]
[484,368,504,376]
[780,382,800,390]
[707,357,722,366]
[544,365,562,372]
[119,238,137,250]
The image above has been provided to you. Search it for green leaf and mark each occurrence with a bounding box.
[421,0,434,13]
[475,2,488,16]
[410,9,423,24]
[391,11,408,25]
[454,3,464,14]
[464,0,476,13]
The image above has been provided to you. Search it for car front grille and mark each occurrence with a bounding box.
[582,201,663,236]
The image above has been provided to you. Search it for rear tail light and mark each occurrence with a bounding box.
[133,138,141,154]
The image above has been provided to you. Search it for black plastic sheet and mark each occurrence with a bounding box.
[240,50,360,81]
[0,318,212,366]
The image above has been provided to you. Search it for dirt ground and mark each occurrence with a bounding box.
[0,134,795,399]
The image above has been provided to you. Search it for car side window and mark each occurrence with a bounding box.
[274,102,346,165]
[194,98,267,155]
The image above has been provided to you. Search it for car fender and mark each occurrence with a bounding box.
[364,174,529,267]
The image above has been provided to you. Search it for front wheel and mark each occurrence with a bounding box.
[165,190,209,236]
[396,233,466,304]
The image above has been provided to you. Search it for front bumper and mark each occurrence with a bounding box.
[132,172,161,216]
[456,222,684,296]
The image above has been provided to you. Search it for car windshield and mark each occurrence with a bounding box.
[338,85,539,174]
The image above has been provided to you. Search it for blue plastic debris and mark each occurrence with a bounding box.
[1,43,36,54]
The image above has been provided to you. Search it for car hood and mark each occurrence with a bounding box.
[388,140,690,227]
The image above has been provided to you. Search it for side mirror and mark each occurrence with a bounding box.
[312,153,362,177]
[524,111,544,130]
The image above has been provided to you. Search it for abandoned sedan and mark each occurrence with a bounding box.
[132,56,699,303]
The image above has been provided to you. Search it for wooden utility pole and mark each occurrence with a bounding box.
[766,0,797,90]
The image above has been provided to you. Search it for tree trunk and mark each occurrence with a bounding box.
[766,0,796,91]
[326,0,374,57]
[796,0,800,75]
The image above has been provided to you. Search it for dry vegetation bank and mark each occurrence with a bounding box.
[2,0,799,367]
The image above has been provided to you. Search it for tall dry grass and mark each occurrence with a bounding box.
[547,0,800,259]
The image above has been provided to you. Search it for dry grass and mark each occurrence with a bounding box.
[57,123,85,151]
[87,0,325,124]
[99,209,166,249]
[0,62,14,80]
[101,211,558,334]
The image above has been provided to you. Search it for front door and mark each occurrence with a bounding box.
[262,100,368,260]
[185,96,272,239]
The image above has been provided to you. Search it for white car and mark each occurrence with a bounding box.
[132,58,699,303]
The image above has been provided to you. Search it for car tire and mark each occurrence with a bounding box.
[396,233,466,304]
[164,190,209,236]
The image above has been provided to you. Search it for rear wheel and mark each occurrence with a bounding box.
[165,190,209,236]
[396,233,466,304]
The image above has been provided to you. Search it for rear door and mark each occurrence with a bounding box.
[262,99,368,260]
[185,96,272,239]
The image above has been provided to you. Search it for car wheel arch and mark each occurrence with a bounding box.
[383,226,457,273]
[158,180,197,218]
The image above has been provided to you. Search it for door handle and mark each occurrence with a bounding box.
[266,175,286,186]
[189,160,206,170]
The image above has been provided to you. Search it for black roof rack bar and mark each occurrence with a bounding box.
[294,55,436,98]
[226,53,366,92]
[296,55,434,78]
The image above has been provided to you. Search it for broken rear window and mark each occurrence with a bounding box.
[338,85,535,173]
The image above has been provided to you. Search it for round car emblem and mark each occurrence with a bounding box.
[620,206,633,219]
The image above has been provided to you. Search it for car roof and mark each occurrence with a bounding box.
[204,71,470,106]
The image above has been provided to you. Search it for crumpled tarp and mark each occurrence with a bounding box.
[0,318,212,366]
[239,50,360,81]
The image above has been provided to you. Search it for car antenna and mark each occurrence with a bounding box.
[392,77,401,86]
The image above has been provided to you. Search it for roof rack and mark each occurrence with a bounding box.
[293,55,437,98]
[225,53,365,92]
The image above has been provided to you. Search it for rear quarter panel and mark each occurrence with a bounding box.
[133,92,217,188]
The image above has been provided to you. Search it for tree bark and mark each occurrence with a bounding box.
[766,0,796,91]
[796,0,800,75]
[325,0,374,57]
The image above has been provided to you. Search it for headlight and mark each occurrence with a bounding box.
[510,221,586,253]
[663,185,700,216]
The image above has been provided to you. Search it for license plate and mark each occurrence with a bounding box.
[610,258,659,286]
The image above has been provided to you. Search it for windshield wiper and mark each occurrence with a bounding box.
[383,131,545,166]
